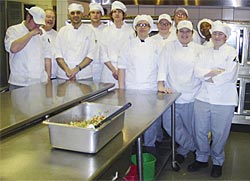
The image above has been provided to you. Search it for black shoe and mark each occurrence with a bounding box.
[211,165,222,177]
[187,161,209,172]
[175,154,185,164]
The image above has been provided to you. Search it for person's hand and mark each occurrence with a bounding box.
[158,85,174,94]
[206,68,225,78]
[112,69,118,80]
[30,28,43,36]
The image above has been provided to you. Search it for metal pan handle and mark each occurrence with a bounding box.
[95,102,132,128]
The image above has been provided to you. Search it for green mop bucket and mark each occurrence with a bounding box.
[131,153,156,181]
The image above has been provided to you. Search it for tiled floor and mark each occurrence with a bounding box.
[156,131,250,180]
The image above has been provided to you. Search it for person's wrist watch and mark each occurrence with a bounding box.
[76,65,82,71]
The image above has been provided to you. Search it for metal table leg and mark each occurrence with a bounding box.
[136,136,144,181]
[171,102,180,171]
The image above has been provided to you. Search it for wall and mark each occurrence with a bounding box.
[56,1,250,30]
[8,0,54,9]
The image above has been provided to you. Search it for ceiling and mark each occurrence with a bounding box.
[80,0,250,7]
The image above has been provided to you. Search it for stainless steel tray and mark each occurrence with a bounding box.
[43,102,125,153]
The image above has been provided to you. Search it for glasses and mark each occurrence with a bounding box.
[70,11,81,15]
[159,22,170,26]
[136,23,150,28]
[175,13,187,18]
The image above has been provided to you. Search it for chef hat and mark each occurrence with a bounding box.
[197,18,213,38]
[68,3,84,13]
[210,20,231,38]
[158,14,172,24]
[111,1,127,13]
[25,7,46,25]
[177,20,193,30]
[174,7,189,17]
[133,15,154,33]
[89,2,104,16]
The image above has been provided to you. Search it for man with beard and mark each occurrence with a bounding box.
[55,3,96,80]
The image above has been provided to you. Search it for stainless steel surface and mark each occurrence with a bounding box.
[0,88,180,180]
[43,102,125,153]
[81,0,250,7]
[0,80,114,137]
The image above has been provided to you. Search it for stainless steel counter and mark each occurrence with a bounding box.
[0,79,114,137]
[0,87,180,180]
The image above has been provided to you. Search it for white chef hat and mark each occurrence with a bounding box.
[210,20,231,38]
[158,14,172,24]
[174,7,189,17]
[133,15,154,33]
[197,18,213,38]
[177,20,193,30]
[89,2,104,16]
[111,1,127,13]
[25,7,46,25]
[68,3,84,13]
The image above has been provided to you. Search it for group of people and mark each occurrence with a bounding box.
[4,0,239,178]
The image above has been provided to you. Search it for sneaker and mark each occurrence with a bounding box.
[175,154,185,164]
[211,165,222,177]
[187,161,209,172]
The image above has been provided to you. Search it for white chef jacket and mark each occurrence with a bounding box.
[151,32,177,47]
[88,23,106,82]
[158,40,203,103]
[5,21,51,86]
[170,26,201,44]
[118,36,161,91]
[194,44,239,106]
[100,22,135,87]
[43,28,58,79]
[55,23,96,80]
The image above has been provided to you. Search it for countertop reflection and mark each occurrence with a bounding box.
[0,80,114,135]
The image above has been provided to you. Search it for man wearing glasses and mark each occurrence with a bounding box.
[171,7,201,44]
[55,3,96,81]
[4,6,52,90]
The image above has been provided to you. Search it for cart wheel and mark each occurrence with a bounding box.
[171,161,181,171]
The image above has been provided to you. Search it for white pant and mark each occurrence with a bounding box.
[162,102,196,156]
[193,99,234,166]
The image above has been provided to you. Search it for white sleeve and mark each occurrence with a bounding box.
[117,41,130,69]
[4,26,17,52]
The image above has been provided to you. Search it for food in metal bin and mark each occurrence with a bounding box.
[68,115,106,129]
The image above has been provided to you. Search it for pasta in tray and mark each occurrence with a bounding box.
[68,115,106,128]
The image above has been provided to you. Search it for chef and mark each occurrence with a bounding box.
[158,20,203,163]
[42,9,58,79]
[4,6,51,90]
[197,18,213,47]
[152,14,176,47]
[118,15,162,147]
[170,7,201,44]
[88,3,106,82]
[55,3,96,80]
[100,1,135,88]
[188,21,239,178]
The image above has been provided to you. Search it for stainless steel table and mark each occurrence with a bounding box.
[0,80,114,137]
[0,84,180,180]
